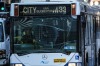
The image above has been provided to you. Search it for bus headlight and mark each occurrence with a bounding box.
[68,63,76,66]
[15,64,23,66]
[68,63,82,66]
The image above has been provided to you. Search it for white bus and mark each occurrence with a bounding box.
[10,0,100,66]
[84,8,100,66]
[95,7,100,66]
[0,17,10,65]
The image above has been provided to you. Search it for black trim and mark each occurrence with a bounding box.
[77,15,81,53]
[18,4,71,16]
[99,49,100,65]
[10,18,14,53]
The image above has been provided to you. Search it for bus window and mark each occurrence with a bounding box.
[0,22,4,42]
[12,16,77,54]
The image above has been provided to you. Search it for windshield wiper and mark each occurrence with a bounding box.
[32,49,64,53]
[16,50,31,56]
[32,50,53,53]
[16,49,64,56]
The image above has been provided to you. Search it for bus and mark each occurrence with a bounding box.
[0,17,10,65]
[95,7,100,66]
[84,6,100,66]
[81,5,100,66]
[9,0,100,66]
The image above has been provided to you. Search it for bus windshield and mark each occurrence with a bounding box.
[13,16,78,54]
[0,22,4,42]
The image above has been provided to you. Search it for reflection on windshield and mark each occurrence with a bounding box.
[13,16,77,54]
[0,22,3,42]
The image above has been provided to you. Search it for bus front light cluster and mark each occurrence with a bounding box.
[0,50,6,59]
[68,63,82,66]
[71,3,76,15]
[15,64,23,66]
[14,4,19,16]
[11,64,23,66]
[68,63,76,66]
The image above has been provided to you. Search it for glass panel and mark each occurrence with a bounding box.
[0,22,4,42]
[13,16,77,54]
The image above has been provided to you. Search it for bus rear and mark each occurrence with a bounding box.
[10,1,82,66]
[0,18,10,65]
[0,19,6,61]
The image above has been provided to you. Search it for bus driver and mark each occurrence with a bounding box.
[21,28,36,44]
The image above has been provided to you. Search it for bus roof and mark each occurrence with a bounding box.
[10,1,81,16]
[21,0,77,3]
[10,0,100,16]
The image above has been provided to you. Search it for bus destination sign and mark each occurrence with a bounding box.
[19,5,71,16]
